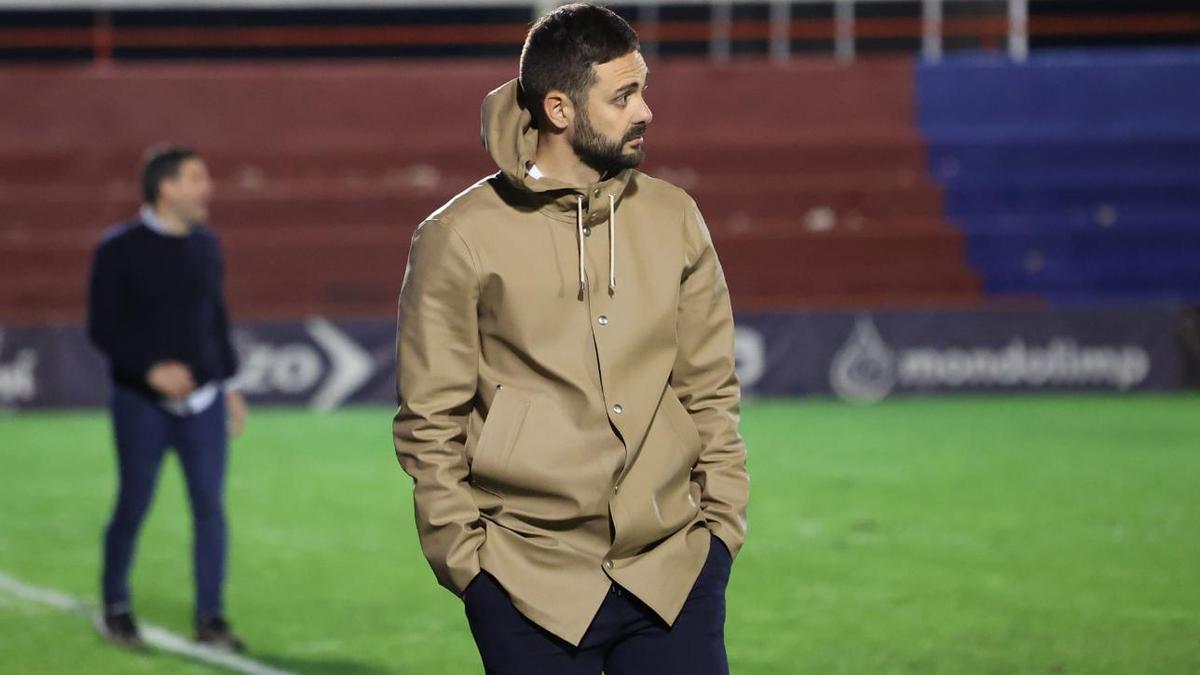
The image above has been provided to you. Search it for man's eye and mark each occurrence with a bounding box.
[616,94,629,105]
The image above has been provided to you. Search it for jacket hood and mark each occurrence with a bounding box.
[481,78,633,208]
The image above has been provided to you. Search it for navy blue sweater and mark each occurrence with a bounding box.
[86,217,239,401]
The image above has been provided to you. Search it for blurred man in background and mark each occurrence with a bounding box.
[87,144,248,652]
[394,4,749,673]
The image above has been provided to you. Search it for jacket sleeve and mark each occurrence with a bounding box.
[670,198,750,559]
[392,219,484,596]
[212,239,240,383]
[86,238,156,382]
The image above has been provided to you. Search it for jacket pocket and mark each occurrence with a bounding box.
[470,386,530,497]
[661,386,703,466]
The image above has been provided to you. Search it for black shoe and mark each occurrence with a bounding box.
[195,615,247,653]
[96,608,146,650]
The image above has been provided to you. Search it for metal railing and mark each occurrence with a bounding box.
[1,0,1198,64]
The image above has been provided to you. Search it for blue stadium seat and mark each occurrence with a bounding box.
[917,48,1200,306]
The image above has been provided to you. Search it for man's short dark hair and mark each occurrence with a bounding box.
[519,3,639,125]
[141,144,199,205]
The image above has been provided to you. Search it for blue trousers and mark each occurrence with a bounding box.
[464,535,732,675]
[101,386,229,620]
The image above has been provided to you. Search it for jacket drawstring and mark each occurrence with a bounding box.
[608,195,617,293]
[576,193,618,298]
[576,196,586,294]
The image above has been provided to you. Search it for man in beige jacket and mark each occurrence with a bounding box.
[393,4,749,673]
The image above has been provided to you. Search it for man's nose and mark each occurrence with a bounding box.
[636,99,653,126]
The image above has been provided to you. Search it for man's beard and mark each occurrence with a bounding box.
[571,107,646,176]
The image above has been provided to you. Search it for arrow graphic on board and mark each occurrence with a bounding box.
[305,317,374,411]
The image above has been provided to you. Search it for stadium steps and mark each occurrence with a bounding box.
[0,58,983,322]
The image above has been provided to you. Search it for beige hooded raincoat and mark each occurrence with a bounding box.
[394,78,750,646]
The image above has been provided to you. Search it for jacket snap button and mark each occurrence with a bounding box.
[593,189,601,198]
[613,483,620,494]
[496,384,503,390]
[597,315,609,326]
[603,559,614,571]
[583,227,592,237]
[612,403,623,414]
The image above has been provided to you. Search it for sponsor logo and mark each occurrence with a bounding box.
[830,317,1152,404]
[234,318,374,410]
[734,327,766,389]
[830,318,895,404]
[0,329,38,405]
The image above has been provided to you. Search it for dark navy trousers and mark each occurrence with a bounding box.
[101,386,229,620]
[464,534,733,675]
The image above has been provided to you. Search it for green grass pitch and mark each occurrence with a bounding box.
[1,394,1198,674]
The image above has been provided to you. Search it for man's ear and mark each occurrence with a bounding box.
[542,90,573,131]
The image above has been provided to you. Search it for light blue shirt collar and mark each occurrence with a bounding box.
[139,205,191,237]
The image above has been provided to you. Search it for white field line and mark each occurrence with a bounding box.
[0,569,296,675]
